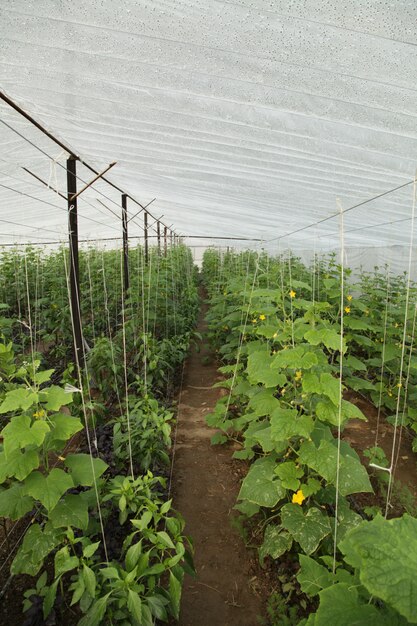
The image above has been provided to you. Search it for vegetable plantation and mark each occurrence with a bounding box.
[0,244,199,625]
[202,248,417,625]
[1,2,417,624]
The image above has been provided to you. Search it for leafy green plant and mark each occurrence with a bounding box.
[113,393,172,472]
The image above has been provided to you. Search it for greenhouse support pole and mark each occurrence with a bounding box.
[122,193,129,297]
[164,226,168,256]
[67,157,84,367]
[144,212,149,264]
[157,221,161,254]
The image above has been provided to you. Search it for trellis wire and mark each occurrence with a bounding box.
[62,244,109,560]
[332,198,345,574]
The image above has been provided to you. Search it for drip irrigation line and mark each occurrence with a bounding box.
[267,179,415,243]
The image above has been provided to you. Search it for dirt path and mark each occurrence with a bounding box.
[172,299,264,626]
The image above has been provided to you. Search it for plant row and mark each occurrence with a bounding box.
[0,243,199,625]
[202,248,417,625]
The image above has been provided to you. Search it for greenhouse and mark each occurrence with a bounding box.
[0,1,417,624]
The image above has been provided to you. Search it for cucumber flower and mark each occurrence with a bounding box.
[292,489,305,505]
[259,314,266,321]
[289,290,296,298]
[344,306,351,314]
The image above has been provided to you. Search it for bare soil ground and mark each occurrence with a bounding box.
[171,299,266,626]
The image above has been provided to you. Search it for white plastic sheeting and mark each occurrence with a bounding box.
[1,1,417,257]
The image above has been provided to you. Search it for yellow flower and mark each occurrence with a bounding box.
[397,382,402,388]
[58,455,66,462]
[259,314,266,321]
[347,295,353,301]
[344,306,351,314]
[252,318,257,324]
[295,370,302,381]
[273,332,278,338]
[33,409,46,420]
[289,290,296,299]
[395,323,399,328]
[292,489,306,505]
[281,388,287,396]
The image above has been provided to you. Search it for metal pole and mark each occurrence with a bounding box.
[144,212,149,264]
[164,226,168,256]
[157,221,161,254]
[122,193,129,297]
[67,157,84,366]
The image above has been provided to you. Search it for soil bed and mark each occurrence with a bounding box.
[171,296,267,626]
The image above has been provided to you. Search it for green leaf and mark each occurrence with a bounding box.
[156,531,176,549]
[259,524,292,563]
[238,455,285,508]
[46,413,83,447]
[297,555,333,596]
[64,454,108,486]
[0,484,34,520]
[271,407,314,440]
[34,369,55,385]
[2,415,50,456]
[83,564,96,598]
[272,346,318,370]
[78,593,111,626]
[313,583,385,625]
[43,578,60,619]
[169,572,182,620]
[11,523,61,576]
[0,388,39,413]
[49,493,89,530]
[0,448,39,482]
[304,328,346,353]
[345,318,374,331]
[40,385,73,411]
[24,468,73,511]
[340,514,417,623]
[345,355,367,372]
[146,595,168,620]
[83,541,101,558]
[54,546,79,577]
[302,478,322,497]
[125,541,143,572]
[128,589,142,623]
[247,389,280,417]
[319,373,340,406]
[316,399,366,427]
[274,461,303,491]
[247,349,286,388]
[298,440,373,496]
[281,504,331,554]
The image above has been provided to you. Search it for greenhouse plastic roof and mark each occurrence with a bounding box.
[1,1,417,251]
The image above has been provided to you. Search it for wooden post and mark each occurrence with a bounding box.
[122,193,129,297]
[144,212,149,264]
[67,157,84,366]
[164,226,167,256]
[157,221,161,254]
